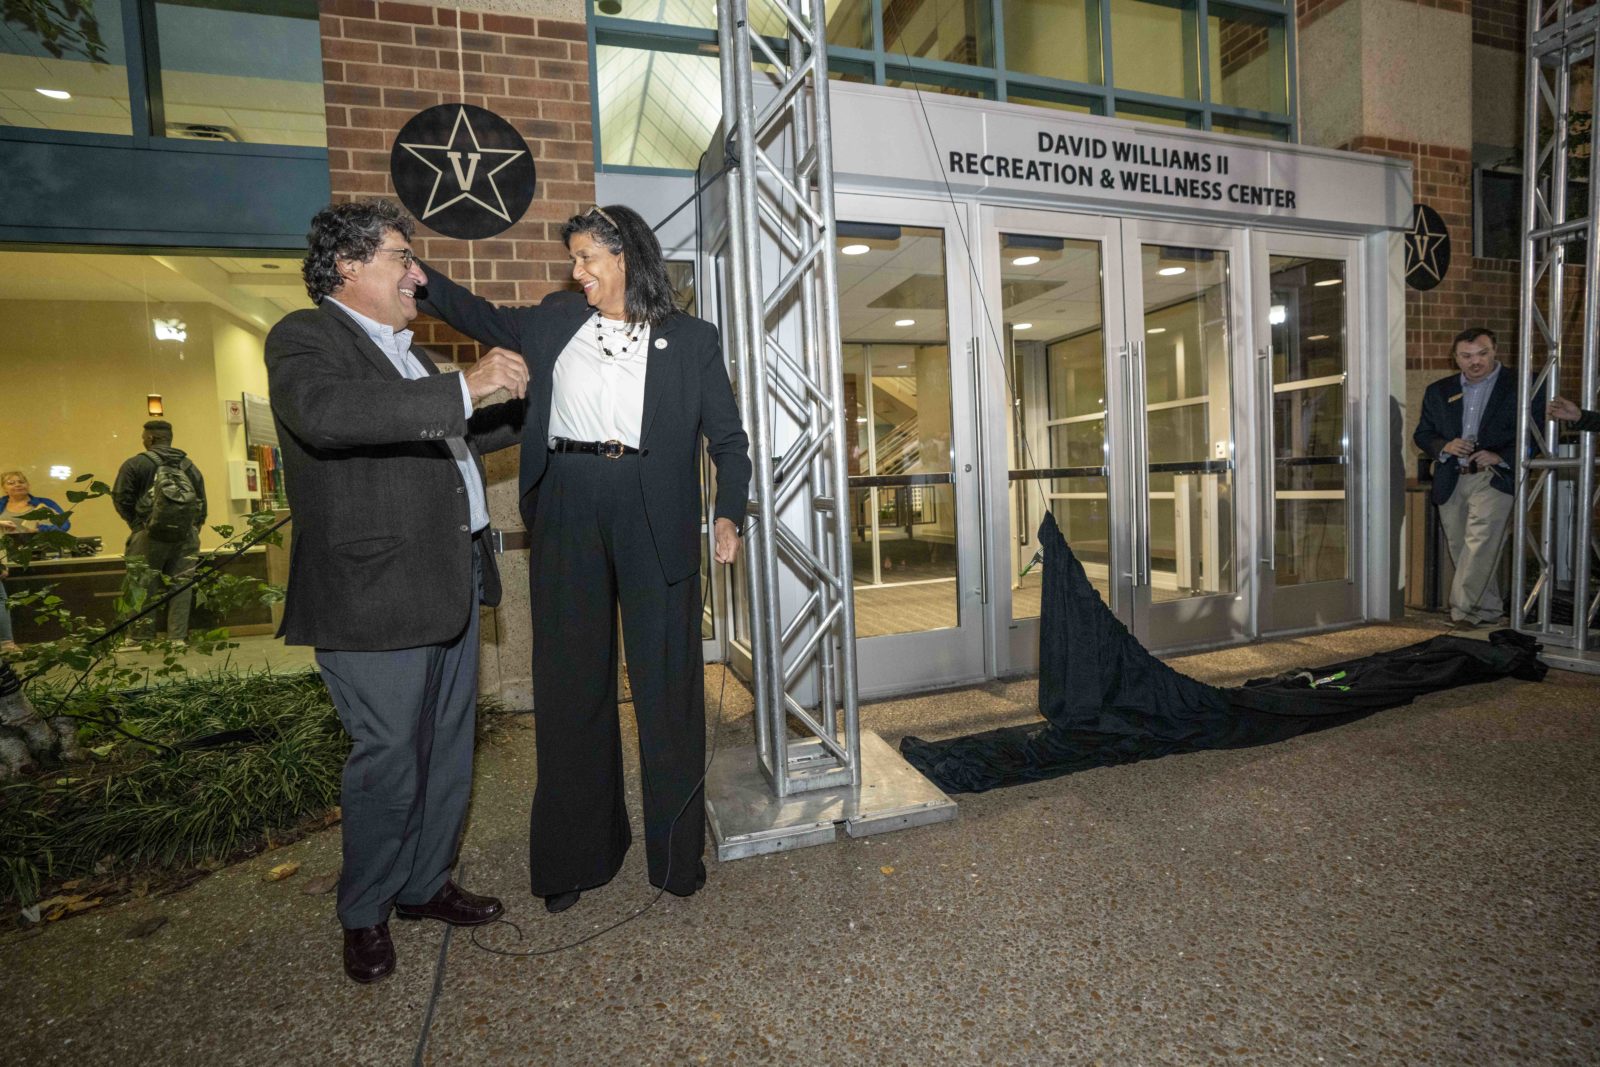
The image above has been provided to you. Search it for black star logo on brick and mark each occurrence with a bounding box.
[1405,204,1451,292]
[391,105,537,241]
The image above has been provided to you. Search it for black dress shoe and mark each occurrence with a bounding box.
[655,861,708,898]
[343,922,395,984]
[543,890,581,914]
[394,881,504,927]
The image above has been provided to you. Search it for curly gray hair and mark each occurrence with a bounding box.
[302,199,416,304]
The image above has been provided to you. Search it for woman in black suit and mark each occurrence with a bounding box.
[420,205,751,911]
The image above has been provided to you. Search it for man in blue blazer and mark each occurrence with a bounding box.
[1412,327,1520,627]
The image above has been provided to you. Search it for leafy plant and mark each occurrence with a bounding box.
[2,0,108,63]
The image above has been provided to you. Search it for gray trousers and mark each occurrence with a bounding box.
[1437,469,1514,624]
[316,551,483,929]
[124,529,198,641]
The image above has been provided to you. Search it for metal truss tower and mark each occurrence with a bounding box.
[704,0,956,856]
[1513,0,1600,671]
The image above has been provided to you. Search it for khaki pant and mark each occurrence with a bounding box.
[1436,470,1513,624]
[124,528,199,641]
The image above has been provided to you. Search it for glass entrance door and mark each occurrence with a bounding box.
[1252,233,1363,631]
[982,211,1252,666]
[835,193,985,696]
[1121,221,1252,649]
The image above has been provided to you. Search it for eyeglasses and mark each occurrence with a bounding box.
[586,204,618,229]
[379,247,418,270]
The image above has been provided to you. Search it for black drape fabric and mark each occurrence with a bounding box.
[900,512,1546,794]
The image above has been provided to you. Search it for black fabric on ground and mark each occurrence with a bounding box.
[899,512,1546,794]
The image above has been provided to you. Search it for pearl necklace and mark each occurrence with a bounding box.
[594,314,643,363]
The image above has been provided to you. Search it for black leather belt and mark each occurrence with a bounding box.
[550,437,639,459]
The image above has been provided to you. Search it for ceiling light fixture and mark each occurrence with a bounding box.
[1157,266,1187,277]
[896,363,909,369]
[1147,327,1166,335]
[1268,305,1287,325]
[894,318,915,327]
[153,318,187,342]
[1307,334,1330,341]
[35,88,71,100]
[147,394,165,416]
[49,465,72,480]
[1011,255,1040,266]
[1314,278,1342,287]
[1013,322,1033,331]
[841,244,870,256]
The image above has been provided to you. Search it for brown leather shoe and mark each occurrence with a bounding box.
[394,881,504,927]
[343,922,395,984]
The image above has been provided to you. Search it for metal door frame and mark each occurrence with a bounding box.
[835,190,987,698]
[1250,230,1366,635]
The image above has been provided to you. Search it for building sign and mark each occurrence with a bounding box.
[390,105,536,240]
[826,85,1411,231]
[947,132,1297,211]
[1404,204,1451,291]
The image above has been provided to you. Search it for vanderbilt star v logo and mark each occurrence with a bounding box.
[390,105,536,240]
[1404,203,1451,292]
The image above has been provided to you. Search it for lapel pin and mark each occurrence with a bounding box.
[654,337,668,350]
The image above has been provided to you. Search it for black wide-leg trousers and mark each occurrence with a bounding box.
[528,451,706,897]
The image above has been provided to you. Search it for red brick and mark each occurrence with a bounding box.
[483,54,544,78]
[340,18,414,43]
[377,1,433,25]
[320,0,376,18]
[536,59,586,82]
[322,37,380,62]
[504,36,568,59]
[483,13,538,36]
[459,31,502,52]
[379,44,438,68]
[382,87,438,111]
[327,82,383,106]
[538,19,586,41]
[343,60,417,88]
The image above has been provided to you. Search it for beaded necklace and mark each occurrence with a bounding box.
[594,313,644,363]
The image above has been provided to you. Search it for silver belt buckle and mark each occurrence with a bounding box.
[599,439,625,460]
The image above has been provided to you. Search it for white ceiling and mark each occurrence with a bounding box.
[0,251,312,331]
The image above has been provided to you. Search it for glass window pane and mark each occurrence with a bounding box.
[598,45,723,170]
[155,0,325,146]
[1212,117,1290,141]
[839,224,960,637]
[1115,102,1201,128]
[1004,0,1099,84]
[1269,254,1349,586]
[1111,0,1198,101]
[1207,5,1287,115]
[0,0,131,135]
[1008,88,1097,114]
[998,232,1110,617]
[882,0,992,67]
[885,67,995,98]
[597,0,872,49]
[1140,244,1234,597]
[0,249,310,671]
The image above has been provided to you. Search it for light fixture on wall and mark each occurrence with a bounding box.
[147,394,165,416]
[153,317,187,342]
[35,87,71,100]
[1268,304,1288,325]
[597,0,622,12]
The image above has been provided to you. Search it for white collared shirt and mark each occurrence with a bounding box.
[548,312,650,448]
[326,297,490,532]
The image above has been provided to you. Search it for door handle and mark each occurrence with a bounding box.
[1119,342,1142,585]
[1258,345,1275,570]
[1131,341,1152,587]
[969,338,989,606]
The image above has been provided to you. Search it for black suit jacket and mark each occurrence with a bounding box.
[264,301,522,650]
[1412,368,1528,505]
[420,268,752,584]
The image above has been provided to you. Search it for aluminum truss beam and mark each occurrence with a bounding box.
[704,0,957,855]
[1513,0,1600,671]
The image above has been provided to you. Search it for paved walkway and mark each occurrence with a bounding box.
[5,619,1597,1065]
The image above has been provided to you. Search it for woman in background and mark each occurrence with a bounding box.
[0,470,71,655]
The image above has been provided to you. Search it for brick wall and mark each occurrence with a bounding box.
[318,0,594,364]
[1218,21,1269,79]
[1472,0,1525,51]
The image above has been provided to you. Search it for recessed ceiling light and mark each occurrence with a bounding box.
[1147,327,1166,335]
[49,465,72,480]
[1314,278,1342,287]
[894,318,915,327]
[35,88,71,100]
[1307,334,1330,341]
[896,363,909,369]
[842,244,870,256]
[1157,266,1186,277]
[1012,255,1040,266]
[1014,322,1033,331]
[855,416,868,423]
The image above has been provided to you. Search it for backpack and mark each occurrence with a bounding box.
[140,451,203,542]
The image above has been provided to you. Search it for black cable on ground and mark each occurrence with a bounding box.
[413,862,462,1067]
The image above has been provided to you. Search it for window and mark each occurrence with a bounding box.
[590,0,1296,172]
[1,0,325,145]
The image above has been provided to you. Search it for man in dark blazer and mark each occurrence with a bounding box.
[265,199,529,984]
[1413,327,1521,627]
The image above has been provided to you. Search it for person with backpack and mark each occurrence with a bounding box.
[111,419,208,643]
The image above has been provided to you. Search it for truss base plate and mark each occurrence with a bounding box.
[1540,646,1600,675]
[706,730,958,861]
